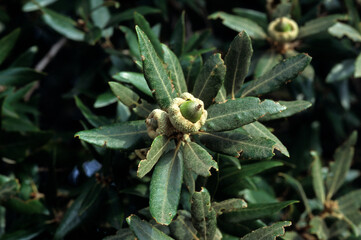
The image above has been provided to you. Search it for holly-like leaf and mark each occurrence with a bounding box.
[224,31,253,99]
[328,22,361,42]
[0,28,20,66]
[126,215,174,240]
[242,121,289,157]
[203,97,286,132]
[112,71,152,97]
[326,131,357,200]
[136,26,176,109]
[298,14,346,38]
[209,12,267,40]
[198,131,277,160]
[135,12,163,59]
[42,8,85,41]
[162,44,187,95]
[212,199,247,216]
[240,221,291,240]
[180,55,202,92]
[150,149,183,225]
[0,67,45,87]
[240,54,312,97]
[169,210,198,240]
[259,100,312,121]
[75,120,150,150]
[192,53,226,108]
[183,141,218,177]
[311,151,325,204]
[232,8,268,30]
[170,12,185,57]
[137,136,174,178]
[191,188,217,240]
[220,201,297,222]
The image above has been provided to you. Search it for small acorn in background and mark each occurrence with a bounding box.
[268,17,299,43]
[168,92,207,133]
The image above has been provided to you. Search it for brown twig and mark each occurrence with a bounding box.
[24,37,67,101]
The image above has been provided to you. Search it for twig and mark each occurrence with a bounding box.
[24,37,67,101]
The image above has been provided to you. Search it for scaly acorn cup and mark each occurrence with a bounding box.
[168,92,207,133]
[145,109,176,139]
[268,17,299,43]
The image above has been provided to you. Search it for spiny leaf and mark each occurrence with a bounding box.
[162,44,187,95]
[137,136,174,178]
[192,53,226,108]
[183,141,218,177]
[150,148,183,225]
[311,151,325,204]
[242,121,289,157]
[198,131,277,160]
[203,97,286,132]
[224,31,253,99]
[259,100,312,121]
[298,14,346,38]
[240,221,291,240]
[240,54,312,97]
[209,12,267,39]
[75,120,150,150]
[126,215,174,240]
[326,131,357,200]
[0,28,21,66]
[191,188,217,240]
[136,26,176,109]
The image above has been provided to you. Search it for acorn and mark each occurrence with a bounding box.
[268,17,299,43]
[145,109,175,139]
[168,92,207,133]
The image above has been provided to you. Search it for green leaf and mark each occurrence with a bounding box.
[107,6,160,27]
[75,120,150,150]
[184,30,211,53]
[22,0,57,12]
[337,189,361,230]
[191,188,217,240]
[136,26,176,109]
[204,97,286,132]
[224,31,253,99]
[345,0,361,33]
[298,14,346,38]
[10,46,38,68]
[240,221,291,240]
[220,201,297,222]
[192,53,226,108]
[355,53,361,78]
[119,26,140,59]
[212,199,247,215]
[240,54,312,97]
[326,59,355,83]
[93,92,117,108]
[180,54,203,92]
[134,12,163,59]
[199,131,277,159]
[6,198,49,215]
[328,22,361,42]
[169,211,198,240]
[215,85,227,103]
[90,0,111,29]
[326,131,357,200]
[109,81,153,118]
[310,151,325,204]
[0,177,19,202]
[272,3,292,19]
[42,8,85,41]
[170,12,185,56]
[183,141,218,177]
[209,12,267,40]
[259,100,312,121]
[254,51,282,79]
[127,215,174,240]
[137,136,173,178]
[74,96,110,127]
[242,121,289,157]
[0,67,44,87]
[162,44,187,95]
[103,229,135,240]
[150,148,183,225]
[232,8,268,30]
[310,217,329,240]
[0,28,20,66]
[279,173,311,215]
[112,71,152,97]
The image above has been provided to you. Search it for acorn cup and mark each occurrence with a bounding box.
[268,17,299,43]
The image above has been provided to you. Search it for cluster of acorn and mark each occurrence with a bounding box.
[145,92,207,138]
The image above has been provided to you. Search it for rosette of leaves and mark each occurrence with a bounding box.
[75,13,312,239]
[280,131,361,239]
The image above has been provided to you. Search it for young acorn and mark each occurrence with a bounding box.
[167,92,207,133]
[268,17,299,43]
[145,109,176,139]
